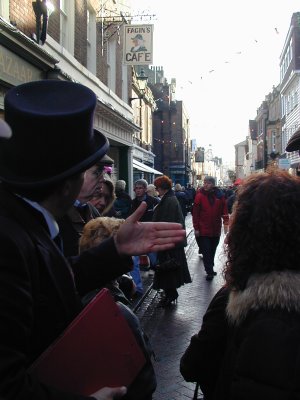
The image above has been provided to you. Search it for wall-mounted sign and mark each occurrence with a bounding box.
[123,24,153,65]
[0,45,43,86]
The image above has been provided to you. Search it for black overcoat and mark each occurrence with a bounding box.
[152,190,191,289]
[0,186,132,400]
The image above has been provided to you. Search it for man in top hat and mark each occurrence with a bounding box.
[192,176,229,280]
[0,80,186,400]
[130,34,147,52]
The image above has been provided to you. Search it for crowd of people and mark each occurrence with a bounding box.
[1,79,300,399]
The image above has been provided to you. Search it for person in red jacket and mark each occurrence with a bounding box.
[192,176,229,280]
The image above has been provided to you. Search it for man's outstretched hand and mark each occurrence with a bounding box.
[114,202,186,256]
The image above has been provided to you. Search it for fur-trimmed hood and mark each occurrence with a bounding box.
[226,270,300,325]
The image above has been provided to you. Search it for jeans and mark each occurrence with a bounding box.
[197,236,220,275]
[130,256,144,294]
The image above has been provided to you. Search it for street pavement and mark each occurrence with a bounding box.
[135,213,227,400]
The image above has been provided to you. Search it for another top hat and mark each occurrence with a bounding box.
[132,34,143,41]
[0,80,109,187]
[286,128,300,152]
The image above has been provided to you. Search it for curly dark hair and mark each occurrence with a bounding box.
[224,170,300,290]
[154,175,172,190]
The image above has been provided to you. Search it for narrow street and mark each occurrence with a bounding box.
[135,213,226,399]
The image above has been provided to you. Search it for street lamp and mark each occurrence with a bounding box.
[250,164,254,173]
[32,0,54,44]
[129,69,148,104]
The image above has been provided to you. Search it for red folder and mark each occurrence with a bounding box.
[28,288,146,395]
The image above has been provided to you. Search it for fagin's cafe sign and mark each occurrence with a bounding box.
[123,24,153,65]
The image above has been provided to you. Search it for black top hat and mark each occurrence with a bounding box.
[0,80,109,187]
[286,128,300,152]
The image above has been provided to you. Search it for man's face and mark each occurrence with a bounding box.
[134,184,147,200]
[77,165,104,203]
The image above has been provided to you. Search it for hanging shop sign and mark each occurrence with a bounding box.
[123,24,153,65]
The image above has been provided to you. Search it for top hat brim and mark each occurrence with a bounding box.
[286,129,300,152]
[0,129,109,188]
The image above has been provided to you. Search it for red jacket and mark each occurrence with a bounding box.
[192,188,229,237]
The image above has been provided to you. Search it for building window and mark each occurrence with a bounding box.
[87,7,96,75]
[59,0,74,55]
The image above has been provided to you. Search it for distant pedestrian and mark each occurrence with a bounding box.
[146,183,160,201]
[192,176,229,280]
[131,179,159,221]
[174,183,188,219]
[131,179,160,290]
[226,178,243,214]
[152,176,191,307]
[185,183,196,213]
[113,179,132,219]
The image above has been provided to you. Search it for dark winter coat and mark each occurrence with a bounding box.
[58,203,100,257]
[192,188,229,237]
[180,271,300,400]
[175,190,188,217]
[0,186,132,400]
[226,192,236,214]
[114,190,132,219]
[152,190,191,290]
[131,194,160,222]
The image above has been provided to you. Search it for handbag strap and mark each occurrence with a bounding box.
[193,382,204,400]
[193,382,199,400]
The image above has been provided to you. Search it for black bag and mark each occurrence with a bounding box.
[152,254,180,272]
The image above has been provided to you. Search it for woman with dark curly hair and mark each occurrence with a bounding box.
[180,170,300,400]
[152,175,191,307]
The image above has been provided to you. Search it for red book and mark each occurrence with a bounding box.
[28,288,146,396]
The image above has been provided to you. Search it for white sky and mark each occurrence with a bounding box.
[130,0,300,165]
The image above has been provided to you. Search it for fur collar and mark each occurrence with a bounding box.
[226,271,300,325]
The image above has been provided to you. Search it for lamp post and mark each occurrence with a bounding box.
[129,69,148,144]
[129,68,148,103]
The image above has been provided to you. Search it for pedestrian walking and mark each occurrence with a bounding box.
[131,179,161,290]
[181,170,300,400]
[0,80,186,400]
[131,179,160,221]
[226,178,243,214]
[152,175,191,307]
[185,183,196,213]
[113,179,132,219]
[174,183,188,219]
[192,176,229,280]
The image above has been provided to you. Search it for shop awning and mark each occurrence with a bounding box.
[133,159,163,175]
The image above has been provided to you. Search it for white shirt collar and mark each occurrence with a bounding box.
[20,197,59,239]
